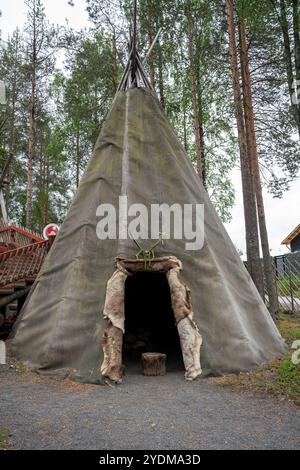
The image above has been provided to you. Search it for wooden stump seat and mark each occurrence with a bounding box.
[142,352,166,376]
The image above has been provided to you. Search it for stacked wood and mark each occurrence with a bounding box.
[142,352,166,376]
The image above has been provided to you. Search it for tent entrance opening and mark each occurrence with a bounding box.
[123,271,183,371]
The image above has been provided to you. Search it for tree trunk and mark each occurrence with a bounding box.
[155,0,165,108]
[239,18,279,315]
[44,156,49,225]
[111,32,118,94]
[195,56,206,187]
[280,0,300,137]
[225,0,264,297]
[183,105,188,151]
[4,74,17,214]
[26,4,37,230]
[185,0,204,183]
[292,0,300,105]
[146,0,156,88]
[157,40,165,108]
[39,140,48,227]
[76,127,80,188]
[26,69,36,230]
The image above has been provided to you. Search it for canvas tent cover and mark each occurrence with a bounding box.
[9,87,285,381]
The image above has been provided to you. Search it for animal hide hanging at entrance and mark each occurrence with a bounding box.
[101,256,202,383]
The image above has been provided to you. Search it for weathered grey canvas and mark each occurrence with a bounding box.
[9,87,285,380]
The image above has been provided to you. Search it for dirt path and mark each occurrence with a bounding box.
[0,365,299,450]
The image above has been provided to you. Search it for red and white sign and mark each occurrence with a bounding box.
[43,223,59,240]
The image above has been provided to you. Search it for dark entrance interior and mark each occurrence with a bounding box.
[123,271,183,372]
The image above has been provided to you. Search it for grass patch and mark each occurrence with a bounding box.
[278,274,300,299]
[0,427,9,449]
[275,356,300,403]
[277,314,300,344]
[8,358,30,374]
[213,314,300,406]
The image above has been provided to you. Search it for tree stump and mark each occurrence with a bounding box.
[142,352,166,376]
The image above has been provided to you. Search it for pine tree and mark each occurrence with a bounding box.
[23,0,56,228]
[225,0,264,297]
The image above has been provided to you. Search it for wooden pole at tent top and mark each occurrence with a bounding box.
[131,0,138,86]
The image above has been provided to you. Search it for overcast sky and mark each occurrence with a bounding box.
[0,0,299,256]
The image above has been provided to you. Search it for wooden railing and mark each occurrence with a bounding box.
[0,224,43,249]
[0,240,49,287]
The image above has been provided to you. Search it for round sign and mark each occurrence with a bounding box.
[43,223,59,240]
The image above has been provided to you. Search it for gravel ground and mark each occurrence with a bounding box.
[0,364,299,450]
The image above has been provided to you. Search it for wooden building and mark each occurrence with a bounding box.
[281,224,300,253]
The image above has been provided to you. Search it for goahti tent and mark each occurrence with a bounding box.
[9,44,285,383]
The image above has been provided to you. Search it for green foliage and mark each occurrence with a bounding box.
[264,354,300,405]
[1,0,299,228]
[0,427,9,449]
[278,354,300,386]
[84,0,238,221]
[53,30,118,193]
[278,275,300,299]
[236,0,300,196]
[258,353,300,406]
[277,314,300,341]
[217,314,300,405]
